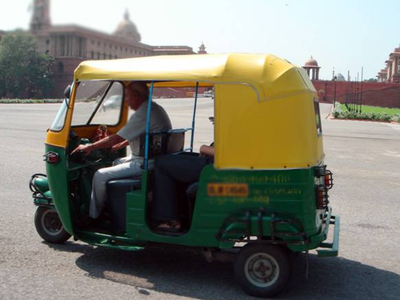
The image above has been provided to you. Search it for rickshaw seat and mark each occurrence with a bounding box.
[139,129,185,157]
[106,177,142,233]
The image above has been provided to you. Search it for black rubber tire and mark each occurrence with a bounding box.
[34,206,71,244]
[234,244,292,298]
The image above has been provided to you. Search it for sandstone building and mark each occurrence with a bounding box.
[2,0,204,97]
[377,46,400,83]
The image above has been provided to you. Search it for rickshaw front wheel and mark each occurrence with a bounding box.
[234,244,291,298]
[34,207,71,244]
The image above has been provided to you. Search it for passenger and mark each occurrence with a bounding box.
[152,144,215,231]
[71,81,172,219]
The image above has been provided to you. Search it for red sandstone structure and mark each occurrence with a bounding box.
[0,0,206,97]
[377,46,400,83]
[303,56,320,80]
[303,56,400,108]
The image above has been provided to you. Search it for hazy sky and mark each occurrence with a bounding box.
[0,0,399,80]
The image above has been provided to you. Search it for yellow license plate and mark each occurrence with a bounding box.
[207,183,249,197]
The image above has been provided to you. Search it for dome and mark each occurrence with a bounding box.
[336,73,346,81]
[114,10,141,43]
[304,56,319,67]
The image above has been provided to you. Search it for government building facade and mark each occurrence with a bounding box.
[0,0,207,97]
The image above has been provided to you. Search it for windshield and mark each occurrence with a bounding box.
[49,99,69,132]
[72,81,124,126]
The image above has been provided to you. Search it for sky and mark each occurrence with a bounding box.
[0,0,399,80]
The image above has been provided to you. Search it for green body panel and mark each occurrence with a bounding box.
[121,165,330,252]
[41,146,334,253]
[44,144,74,235]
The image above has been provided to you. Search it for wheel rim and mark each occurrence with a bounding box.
[41,209,63,236]
[244,252,280,288]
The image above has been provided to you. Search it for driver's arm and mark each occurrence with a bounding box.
[111,140,129,152]
[71,134,125,155]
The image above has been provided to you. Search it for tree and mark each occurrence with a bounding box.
[0,30,54,98]
[364,78,378,82]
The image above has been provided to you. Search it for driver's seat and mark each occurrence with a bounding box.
[106,178,141,233]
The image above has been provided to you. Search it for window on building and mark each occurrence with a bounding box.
[59,36,65,56]
[58,62,64,73]
[91,51,94,59]
[398,64,400,73]
[97,52,100,59]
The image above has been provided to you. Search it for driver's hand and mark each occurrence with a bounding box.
[111,140,129,153]
[71,144,92,156]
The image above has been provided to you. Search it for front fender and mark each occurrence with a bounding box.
[30,173,53,206]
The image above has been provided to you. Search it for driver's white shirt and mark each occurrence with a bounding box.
[117,100,172,157]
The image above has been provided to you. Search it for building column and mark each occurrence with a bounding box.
[389,64,393,82]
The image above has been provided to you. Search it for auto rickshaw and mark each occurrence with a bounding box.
[30,53,340,298]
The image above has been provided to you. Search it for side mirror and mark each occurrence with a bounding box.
[63,85,71,99]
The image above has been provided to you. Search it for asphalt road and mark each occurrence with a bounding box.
[0,101,399,300]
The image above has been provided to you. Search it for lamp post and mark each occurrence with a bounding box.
[333,76,337,108]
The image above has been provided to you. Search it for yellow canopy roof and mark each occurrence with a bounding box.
[74,53,315,101]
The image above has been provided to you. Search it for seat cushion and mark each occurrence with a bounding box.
[106,178,142,233]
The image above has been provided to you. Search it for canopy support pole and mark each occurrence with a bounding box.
[144,82,154,170]
[190,82,199,152]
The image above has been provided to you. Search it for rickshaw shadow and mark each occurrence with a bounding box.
[45,241,93,254]
[72,246,400,300]
[286,253,400,300]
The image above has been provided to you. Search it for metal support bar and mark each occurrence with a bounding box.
[190,82,199,152]
[144,82,154,170]
[257,208,264,240]
[317,214,340,257]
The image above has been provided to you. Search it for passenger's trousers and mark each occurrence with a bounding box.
[152,154,212,221]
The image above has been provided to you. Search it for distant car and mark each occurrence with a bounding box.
[102,95,122,111]
[203,90,214,98]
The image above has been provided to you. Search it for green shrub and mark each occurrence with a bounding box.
[0,98,62,104]
[332,103,400,123]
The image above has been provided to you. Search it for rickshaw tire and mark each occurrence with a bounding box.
[34,206,71,244]
[234,244,292,298]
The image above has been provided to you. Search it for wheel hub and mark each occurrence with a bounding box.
[42,210,63,236]
[244,252,280,287]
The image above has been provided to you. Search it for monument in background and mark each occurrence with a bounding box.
[0,0,206,97]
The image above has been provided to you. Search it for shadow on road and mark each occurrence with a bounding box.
[43,243,399,300]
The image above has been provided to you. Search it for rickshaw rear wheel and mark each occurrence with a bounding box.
[34,207,71,244]
[234,244,291,298]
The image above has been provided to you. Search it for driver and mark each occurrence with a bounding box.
[71,81,172,219]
